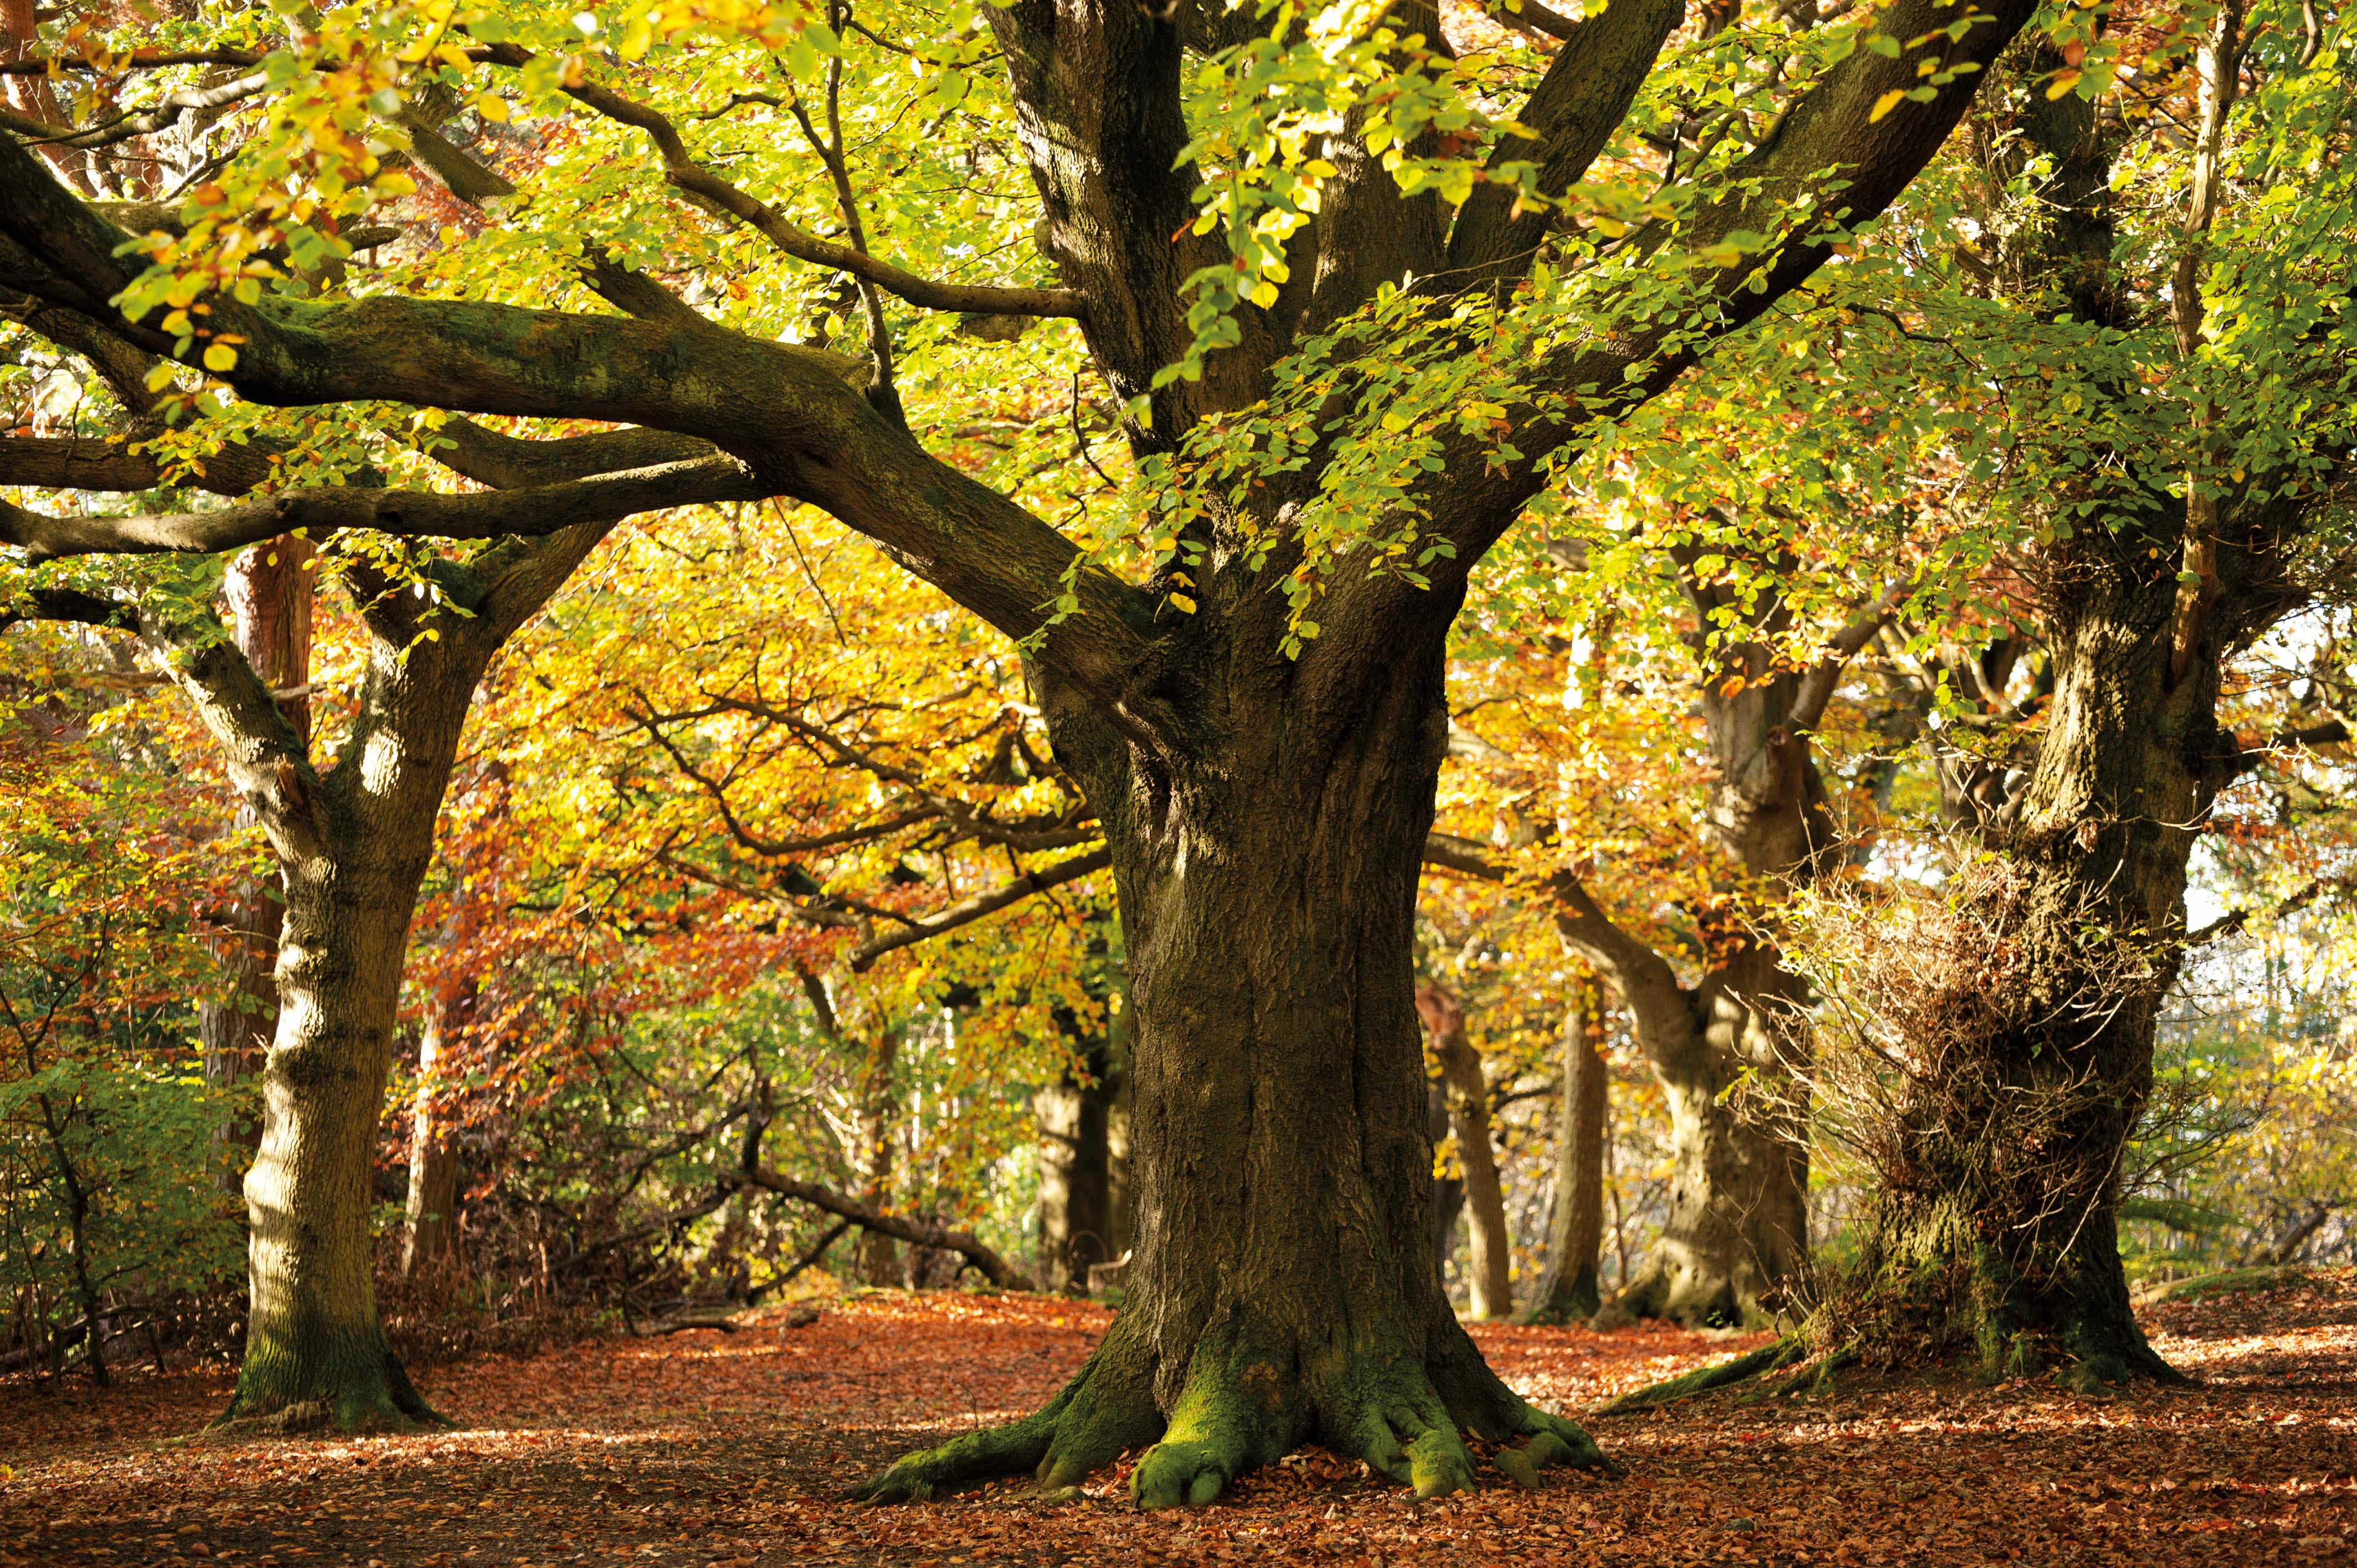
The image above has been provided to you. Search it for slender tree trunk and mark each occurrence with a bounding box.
[1426,1077,1464,1283]
[401,996,465,1282]
[201,538,313,1189]
[858,605,1601,1505]
[855,1028,901,1287]
[1418,984,1511,1319]
[1034,1051,1124,1293]
[1524,986,1608,1325]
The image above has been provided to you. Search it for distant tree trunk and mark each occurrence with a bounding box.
[200,537,313,1191]
[1524,986,1608,1325]
[855,1027,902,1287]
[1418,983,1510,1319]
[1035,1048,1125,1293]
[1427,1076,1464,1283]
[400,988,468,1282]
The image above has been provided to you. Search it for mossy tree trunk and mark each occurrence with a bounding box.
[1824,41,2309,1390]
[1839,547,2238,1386]
[161,525,616,1432]
[856,597,1603,1506]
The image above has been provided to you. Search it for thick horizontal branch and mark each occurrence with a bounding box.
[1,456,761,561]
[0,130,1161,720]
[728,1167,1033,1289]
[0,434,168,491]
[425,417,721,489]
[0,586,145,635]
[848,846,1111,971]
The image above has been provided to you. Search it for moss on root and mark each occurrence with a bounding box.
[851,1317,1612,1509]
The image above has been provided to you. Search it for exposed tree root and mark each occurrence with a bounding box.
[850,1314,1610,1508]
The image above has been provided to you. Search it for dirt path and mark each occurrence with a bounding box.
[3,1274,2353,1566]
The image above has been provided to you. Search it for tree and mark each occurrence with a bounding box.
[2,0,2041,1495]
[1764,14,2356,1388]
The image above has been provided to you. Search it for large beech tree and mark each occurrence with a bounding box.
[2,0,2038,1502]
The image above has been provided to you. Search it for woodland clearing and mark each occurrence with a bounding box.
[4,1273,2355,1568]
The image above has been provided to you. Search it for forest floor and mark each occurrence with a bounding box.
[3,1268,2355,1568]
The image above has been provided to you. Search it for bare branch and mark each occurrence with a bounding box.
[848,847,1111,972]
[728,1167,1033,1288]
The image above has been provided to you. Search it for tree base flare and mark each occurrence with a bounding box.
[849,1315,1608,1508]
[210,1330,449,1436]
[1603,1247,2190,1412]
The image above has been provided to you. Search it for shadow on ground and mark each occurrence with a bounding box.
[4,1274,2354,1566]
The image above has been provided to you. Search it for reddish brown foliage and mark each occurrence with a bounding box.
[4,1278,2355,1566]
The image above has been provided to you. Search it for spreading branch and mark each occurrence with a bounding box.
[848,847,1112,972]
[480,44,1085,321]
[728,1167,1033,1289]
[0,457,762,561]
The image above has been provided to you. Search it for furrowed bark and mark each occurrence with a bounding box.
[855,590,1604,1508]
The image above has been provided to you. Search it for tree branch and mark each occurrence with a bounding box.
[482,47,1084,320]
[728,1167,1033,1289]
[848,847,1111,972]
[0,456,761,562]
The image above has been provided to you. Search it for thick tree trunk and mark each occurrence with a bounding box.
[223,854,439,1431]
[856,610,1601,1505]
[1418,984,1511,1318]
[202,526,612,1431]
[1524,989,1607,1325]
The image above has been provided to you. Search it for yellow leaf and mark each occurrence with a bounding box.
[1249,280,1279,308]
[477,95,512,123]
[1870,90,1909,123]
[1168,592,1197,614]
[2046,69,2081,100]
[203,343,239,373]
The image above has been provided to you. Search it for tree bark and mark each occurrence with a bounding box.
[1840,557,2221,1386]
[1524,986,1607,1325]
[199,537,313,1190]
[853,1026,901,1287]
[856,606,1602,1506]
[1417,983,1511,1319]
[200,527,615,1430]
[1824,44,2305,1391]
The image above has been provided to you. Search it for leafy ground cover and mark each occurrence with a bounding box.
[3,1272,2354,1567]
